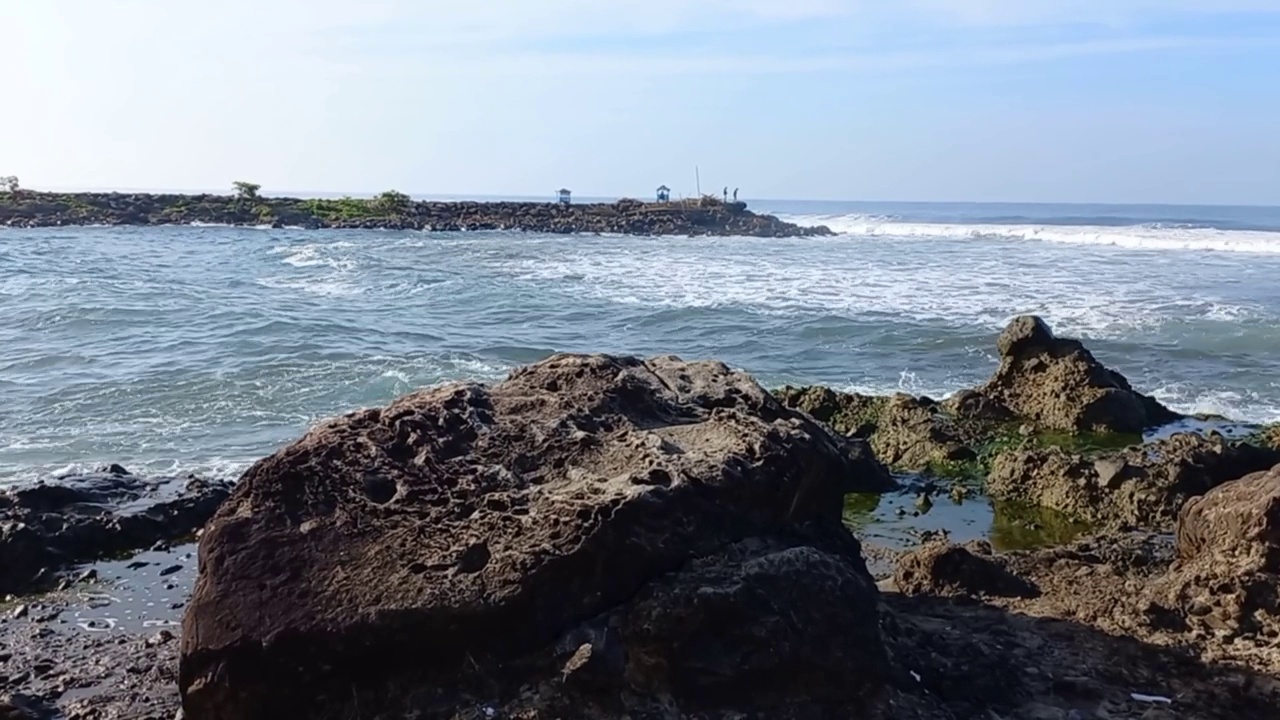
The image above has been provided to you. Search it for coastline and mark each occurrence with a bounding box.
[0,191,831,237]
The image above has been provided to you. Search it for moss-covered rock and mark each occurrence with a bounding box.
[987,432,1280,531]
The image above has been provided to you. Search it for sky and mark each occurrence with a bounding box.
[2,1,1279,205]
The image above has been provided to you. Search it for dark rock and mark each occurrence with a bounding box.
[0,473,231,596]
[0,693,52,720]
[608,538,886,706]
[158,566,182,577]
[987,433,1280,530]
[975,316,1181,434]
[996,315,1055,358]
[180,354,901,719]
[147,630,175,647]
[894,541,1039,599]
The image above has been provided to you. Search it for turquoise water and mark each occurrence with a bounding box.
[3,200,1280,485]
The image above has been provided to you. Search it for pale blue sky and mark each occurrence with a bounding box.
[3,1,1279,204]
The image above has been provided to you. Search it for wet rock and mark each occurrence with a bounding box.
[180,354,901,719]
[894,541,1039,599]
[0,473,231,596]
[987,433,1280,530]
[775,386,982,472]
[0,693,53,720]
[973,316,1180,434]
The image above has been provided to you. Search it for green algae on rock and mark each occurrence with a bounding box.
[986,432,1280,531]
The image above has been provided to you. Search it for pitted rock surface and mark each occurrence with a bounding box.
[179,354,895,719]
[1140,464,1280,640]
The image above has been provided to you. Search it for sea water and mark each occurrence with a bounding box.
[3,199,1280,486]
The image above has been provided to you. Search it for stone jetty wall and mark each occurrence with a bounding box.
[0,192,832,237]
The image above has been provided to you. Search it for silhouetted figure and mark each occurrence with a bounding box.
[723,186,728,202]
[733,188,739,202]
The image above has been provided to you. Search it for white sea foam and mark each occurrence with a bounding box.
[1150,383,1280,424]
[501,240,1260,340]
[780,214,1280,255]
[274,243,357,271]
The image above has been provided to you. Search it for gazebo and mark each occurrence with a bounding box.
[656,185,671,202]
[557,188,572,205]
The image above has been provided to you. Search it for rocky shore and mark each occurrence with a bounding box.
[0,191,830,237]
[4,317,1280,719]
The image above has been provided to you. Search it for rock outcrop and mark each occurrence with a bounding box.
[0,192,831,238]
[775,387,981,472]
[1144,464,1280,638]
[971,316,1180,434]
[0,468,230,596]
[179,354,908,719]
[987,432,1280,530]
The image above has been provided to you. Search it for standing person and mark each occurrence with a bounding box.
[723,186,728,202]
[733,188,739,202]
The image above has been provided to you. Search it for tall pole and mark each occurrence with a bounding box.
[695,166,701,197]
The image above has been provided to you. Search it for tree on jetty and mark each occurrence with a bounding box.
[232,181,261,200]
[374,190,411,214]
[0,176,18,194]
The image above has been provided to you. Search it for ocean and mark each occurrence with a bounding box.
[3,199,1280,487]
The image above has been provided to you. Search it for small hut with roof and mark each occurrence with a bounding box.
[656,185,671,202]
[557,188,572,205]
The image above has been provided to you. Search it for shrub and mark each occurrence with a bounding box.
[233,181,261,200]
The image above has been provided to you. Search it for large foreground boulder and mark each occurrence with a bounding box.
[987,432,1280,530]
[974,316,1180,434]
[179,354,906,719]
[0,468,230,595]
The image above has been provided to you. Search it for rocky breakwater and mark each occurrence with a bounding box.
[0,192,831,237]
[176,353,938,719]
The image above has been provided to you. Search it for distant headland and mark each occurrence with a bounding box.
[0,180,831,237]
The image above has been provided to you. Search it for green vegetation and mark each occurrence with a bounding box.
[253,204,276,224]
[296,192,415,222]
[232,181,261,200]
[923,426,1143,485]
[840,492,884,533]
[0,175,18,194]
[303,196,385,221]
[373,190,412,214]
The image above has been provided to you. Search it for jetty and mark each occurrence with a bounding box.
[0,190,831,237]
